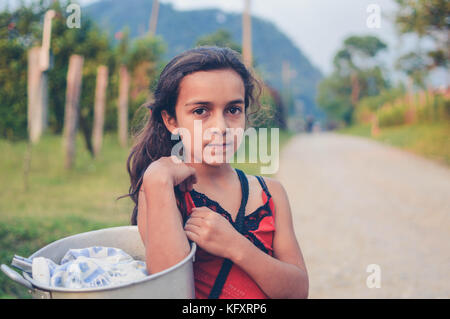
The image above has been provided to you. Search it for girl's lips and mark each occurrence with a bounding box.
[206,142,233,147]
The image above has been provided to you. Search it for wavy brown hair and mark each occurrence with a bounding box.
[118,46,263,225]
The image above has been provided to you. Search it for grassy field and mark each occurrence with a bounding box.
[338,122,450,167]
[0,129,293,298]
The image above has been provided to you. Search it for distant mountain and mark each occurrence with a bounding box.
[84,0,325,120]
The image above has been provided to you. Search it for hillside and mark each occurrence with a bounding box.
[84,0,325,121]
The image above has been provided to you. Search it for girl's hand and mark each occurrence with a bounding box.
[184,206,244,259]
[144,155,197,192]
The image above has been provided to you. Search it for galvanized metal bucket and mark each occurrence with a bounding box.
[1,226,196,299]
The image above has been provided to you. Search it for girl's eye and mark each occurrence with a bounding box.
[193,107,207,116]
[228,106,242,115]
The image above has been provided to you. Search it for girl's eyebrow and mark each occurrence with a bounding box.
[185,99,245,107]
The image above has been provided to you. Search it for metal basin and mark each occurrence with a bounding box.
[1,226,196,299]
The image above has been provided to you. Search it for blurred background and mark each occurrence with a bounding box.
[0,0,448,298]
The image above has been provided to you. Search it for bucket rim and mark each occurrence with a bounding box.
[21,226,197,293]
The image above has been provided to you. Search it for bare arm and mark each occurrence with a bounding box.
[137,158,196,275]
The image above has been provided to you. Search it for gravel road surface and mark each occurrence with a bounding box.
[276,132,450,298]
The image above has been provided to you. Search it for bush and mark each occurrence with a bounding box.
[377,99,408,127]
[376,90,449,128]
[416,91,450,123]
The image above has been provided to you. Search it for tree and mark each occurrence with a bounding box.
[195,29,242,53]
[317,35,389,126]
[334,36,388,106]
[394,0,449,87]
[395,52,431,89]
[127,34,166,102]
[0,3,45,140]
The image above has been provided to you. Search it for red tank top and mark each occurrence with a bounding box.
[182,176,275,299]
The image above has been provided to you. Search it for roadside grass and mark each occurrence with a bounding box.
[338,122,450,167]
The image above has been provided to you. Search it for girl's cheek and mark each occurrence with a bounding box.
[178,131,205,162]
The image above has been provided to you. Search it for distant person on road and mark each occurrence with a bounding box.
[306,116,314,133]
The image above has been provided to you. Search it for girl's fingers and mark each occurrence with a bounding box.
[190,208,211,219]
[185,230,199,242]
[184,223,201,233]
[185,216,203,227]
[185,222,202,242]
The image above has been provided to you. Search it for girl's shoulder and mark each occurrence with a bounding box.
[246,174,285,197]
[246,174,291,218]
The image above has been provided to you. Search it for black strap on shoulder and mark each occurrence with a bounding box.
[208,168,249,299]
[255,175,271,198]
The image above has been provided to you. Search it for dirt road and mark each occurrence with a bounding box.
[276,132,450,298]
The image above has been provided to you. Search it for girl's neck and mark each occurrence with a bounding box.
[186,162,236,191]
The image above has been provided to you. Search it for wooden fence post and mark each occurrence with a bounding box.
[27,10,55,144]
[118,65,130,148]
[63,54,84,169]
[92,65,109,158]
[27,47,48,144]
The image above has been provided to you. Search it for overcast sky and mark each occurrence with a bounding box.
[6,0,416,76]
[160,0,402,75]
[85,0,403,75]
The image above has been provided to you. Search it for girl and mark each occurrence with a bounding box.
[123,46,308,299]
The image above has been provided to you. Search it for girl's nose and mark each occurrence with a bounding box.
[205,114,228,144]
[211,114,228,136]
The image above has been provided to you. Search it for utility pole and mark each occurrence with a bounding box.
[282,60,297,114]
[149,0,159,36]
[242,0,252,67]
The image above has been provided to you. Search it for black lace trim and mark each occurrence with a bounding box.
[189,189,273,255]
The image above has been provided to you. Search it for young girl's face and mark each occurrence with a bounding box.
[164,68,246,165]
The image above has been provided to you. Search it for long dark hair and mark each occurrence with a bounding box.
[118,46,263,225]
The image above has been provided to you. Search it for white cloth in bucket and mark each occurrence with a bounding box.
[32,246,148,289]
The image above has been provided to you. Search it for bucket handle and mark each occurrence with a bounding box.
[1,264,34,290]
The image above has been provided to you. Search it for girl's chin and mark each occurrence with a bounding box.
[203,158,232,165]
[203,153,235,165]
[182,145,236,164]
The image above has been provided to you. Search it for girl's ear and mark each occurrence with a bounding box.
[161,110,179,135]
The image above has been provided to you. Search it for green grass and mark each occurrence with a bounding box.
[0,129,294,298]
[0,132,133,298]
[338,122,450,166]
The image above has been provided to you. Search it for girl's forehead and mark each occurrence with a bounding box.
[177,69,245,103]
